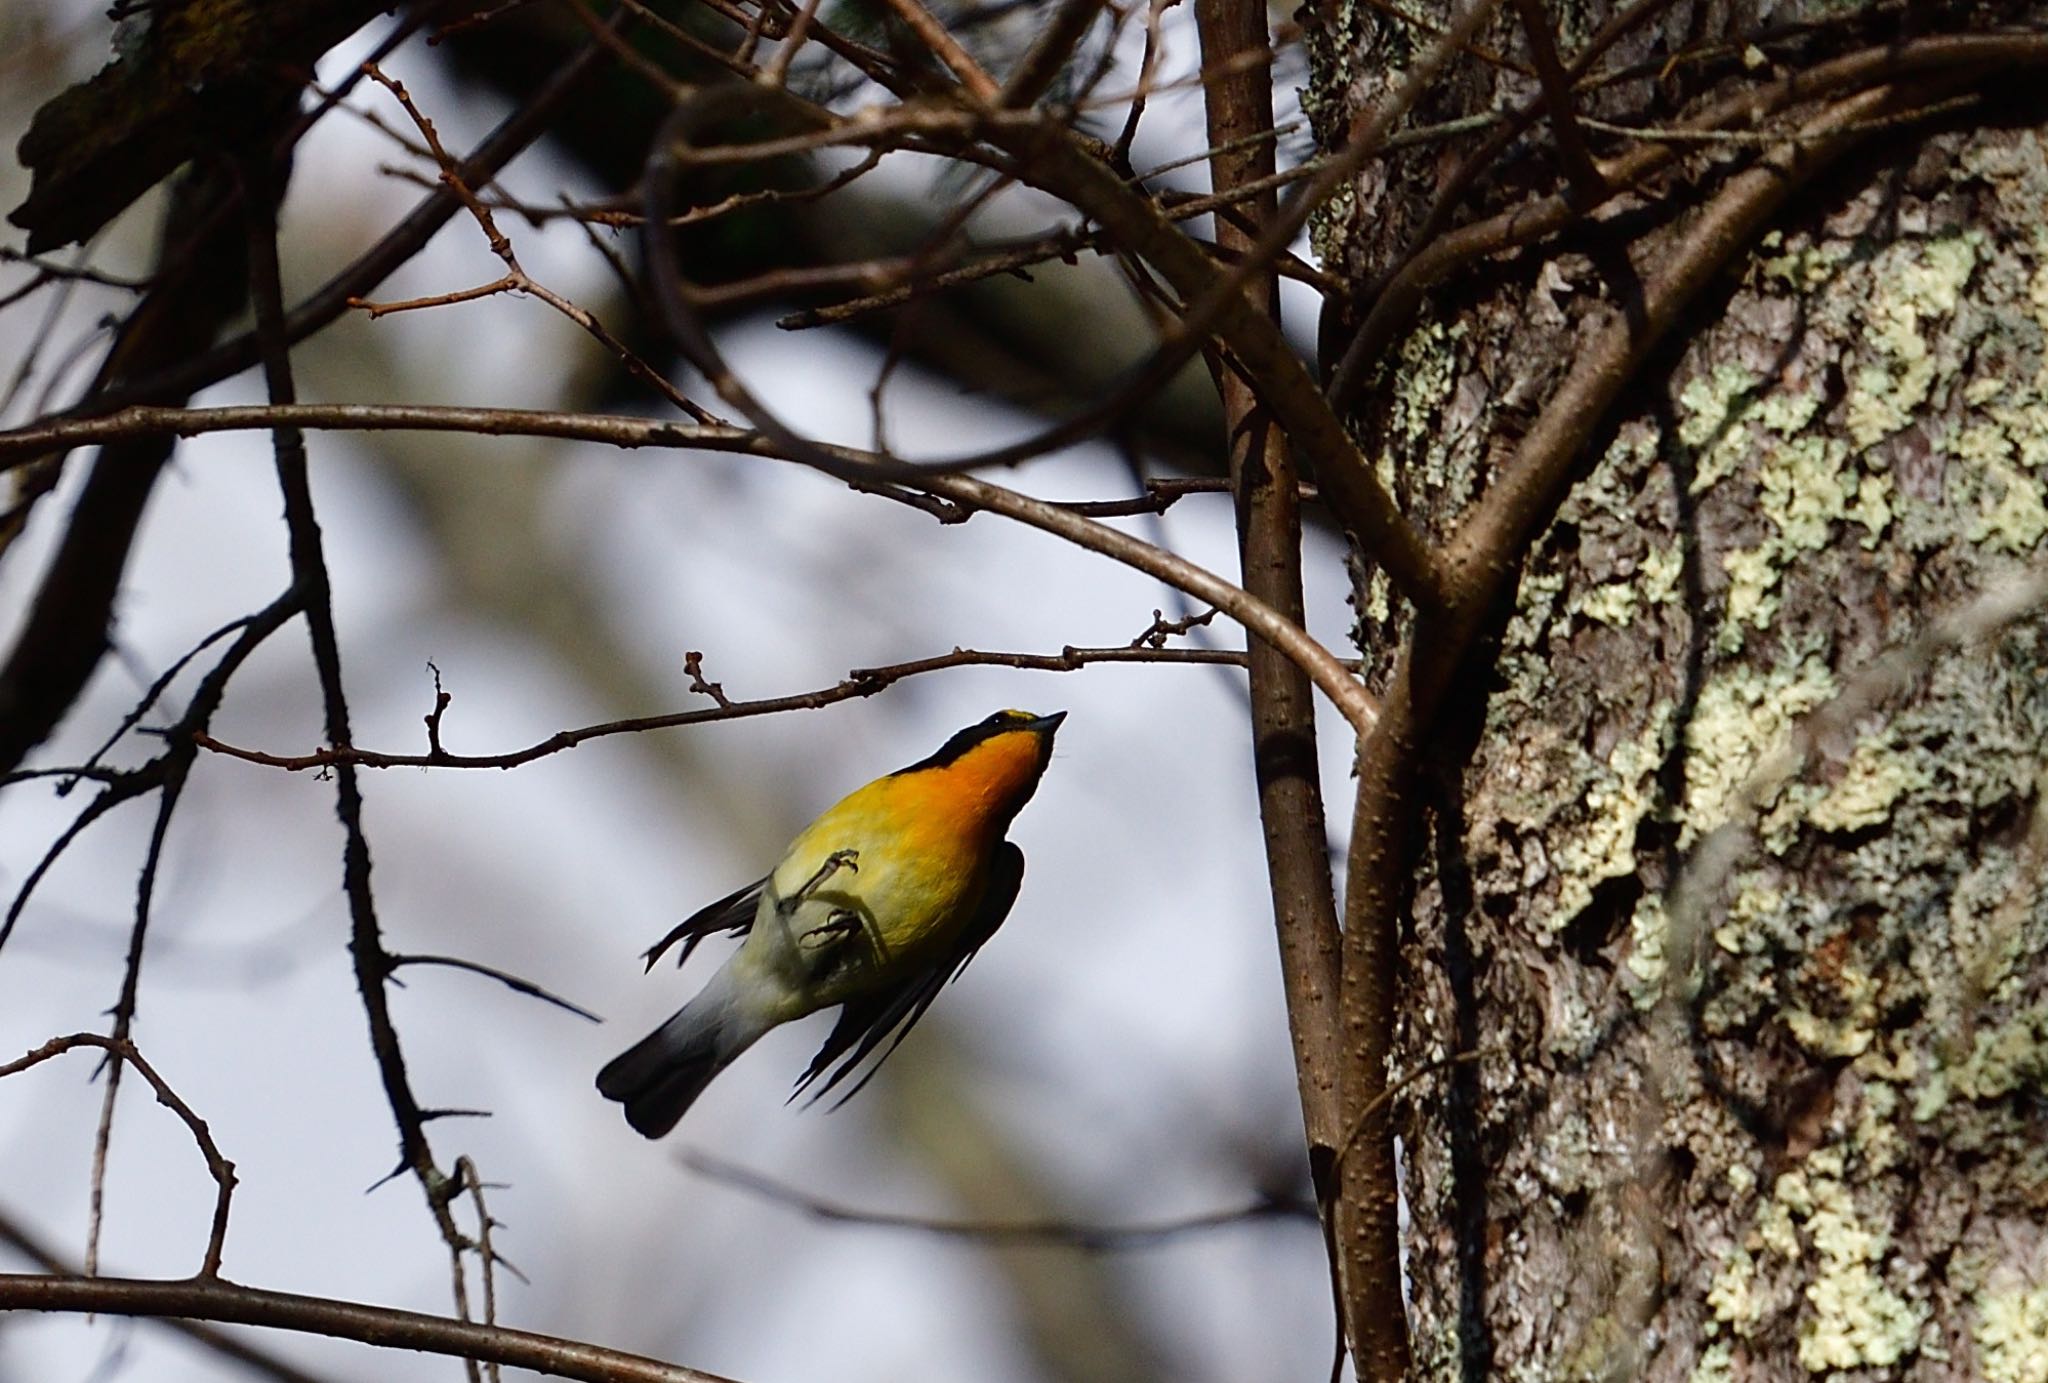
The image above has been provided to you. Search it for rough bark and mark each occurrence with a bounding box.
[1311,2,2048,1377]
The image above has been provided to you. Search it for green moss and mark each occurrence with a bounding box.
[1912,1067,1951,1121]
[1763,436,1857,550]
[1720,546,1780,649]
[1308,181,1356,273]
[1573,581,1639,627]
[1715,426,1895,651]
[1757,386,1825,436]
[1388,318,1468,492]
[1946,840,2044,1004]
[1952,1003,2048,1102]
[1754,230,1852,295]
[1848,1066,1906,1175]
[1973,459,2048,551]
[1713,878,1787,956]
[1361,565,1392,625]
[1759,1194,1801,1259]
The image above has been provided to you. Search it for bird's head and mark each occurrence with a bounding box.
[895,709,1065,814]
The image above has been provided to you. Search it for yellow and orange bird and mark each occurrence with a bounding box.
[597,709,1064,1137]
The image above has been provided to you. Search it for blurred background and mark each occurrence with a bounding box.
[0,3,1361,1379]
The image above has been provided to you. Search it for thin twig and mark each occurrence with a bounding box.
[679,1149,1316,1248]
[390,955,603,1023]
[877,0,1000,101]
[1325,31,2048,413]
[453,1158,512,1383]
[999,0,1108,107]
[64,17,624,420]
[187,640,1344,772]
[0,594,298,958]
[1,1036,236,1279]
[0,398,1373,727]
[1192,0,1355,1355]
[241,143,481,1352]
[0,1274,740,1383]
[762,0,827,86]
[1509,0,1604,204]
[357,64,718,425]
[88,776,188,1277]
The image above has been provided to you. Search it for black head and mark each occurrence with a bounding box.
[894,709,1066,775]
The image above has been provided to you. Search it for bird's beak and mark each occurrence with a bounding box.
[1028,711,1067,736]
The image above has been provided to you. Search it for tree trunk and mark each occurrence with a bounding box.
[1310,2,2048,1377]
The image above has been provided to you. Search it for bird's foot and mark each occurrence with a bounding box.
[777,848,860,917]
[798,907,888,978]
[799,908,864,951]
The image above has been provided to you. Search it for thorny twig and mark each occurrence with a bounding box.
[1,1035,237,1279]
[240,138,484,1365]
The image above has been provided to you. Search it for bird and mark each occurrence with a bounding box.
[596,709,1065,1137]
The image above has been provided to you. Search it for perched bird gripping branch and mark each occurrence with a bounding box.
[597,709,1065,1137]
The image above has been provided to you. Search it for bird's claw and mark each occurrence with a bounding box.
[798,908,864,950]
[777,848,860,918]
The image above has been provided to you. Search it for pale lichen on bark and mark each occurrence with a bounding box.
[1312,1,2048,1359]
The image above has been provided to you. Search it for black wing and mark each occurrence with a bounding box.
[792,841,1024,1107]
[640,876,766,972]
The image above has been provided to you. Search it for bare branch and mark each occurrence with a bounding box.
[0,1035,236,1279]
[0,402,1372,728]
[357,63,718,425]
[0,593,298,959]
[64,18,625,421]
[0,1274,742,1383]
[876,0,1000,101]
[186,639,1336,772]
[679,1149,1316,1248]
[390,954,603,1023]
[1325,30,2048,413]
[241,141,479,1337]
[0,1208,334,1383]
[1192,0,1353,1356]
[999,0,1108,107]
[1509,0,1604,205]
[1446,76,1981,586]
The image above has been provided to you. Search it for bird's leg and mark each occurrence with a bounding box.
[803,905,890,969]
[777,848,859,919]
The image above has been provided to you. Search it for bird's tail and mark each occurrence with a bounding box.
[596,968,765,1138]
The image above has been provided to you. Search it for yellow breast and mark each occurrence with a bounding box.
[771,732,1042,961]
